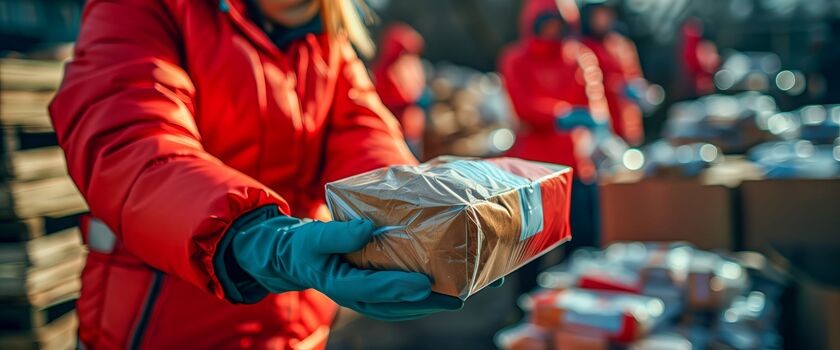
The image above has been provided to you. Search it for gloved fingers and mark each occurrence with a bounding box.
[488,277,505,288]
[353,293,464,321]
[309,219,375,254]
[329,262,433,303]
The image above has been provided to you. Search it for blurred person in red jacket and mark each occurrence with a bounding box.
[679,17,720,98]
[500,0,610,292]
[579,0,645,146]
[372,23,427,158]
[48,0,463,349]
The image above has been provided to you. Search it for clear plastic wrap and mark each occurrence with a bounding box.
[325,156,572,300]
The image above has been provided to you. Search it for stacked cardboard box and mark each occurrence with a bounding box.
[0,58,87,350]
[769,245,840,350]
[741,178,840,252]
[600,158,840,254]
[600,158,763,251]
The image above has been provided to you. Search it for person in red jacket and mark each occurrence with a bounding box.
[500,0,609,292]
[679,17,720,98]
[578,0,645,146]
[371,23,427,158]
[48,0,463,349]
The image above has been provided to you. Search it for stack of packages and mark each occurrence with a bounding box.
[663,92,780,155]
[423,65,514,160]
[0,58,87,350]
[495,242,787,350]
[663,93,840,179]
[747,104,840,179]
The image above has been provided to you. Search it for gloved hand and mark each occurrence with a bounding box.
[623,81,645,104]
[230,214,464,321]
[556,108,604,131]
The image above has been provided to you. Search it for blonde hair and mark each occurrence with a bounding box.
[321,0,375,57]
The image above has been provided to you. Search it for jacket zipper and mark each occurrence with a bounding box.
[128,270,164,350]
[221,0,305,181]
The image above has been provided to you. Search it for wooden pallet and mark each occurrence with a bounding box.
[7,275,81,310]
[0,146,67,182]
[0,59,79,350]
[0,226,83,265]
[0,177,87,220]
[0,255,84,299]
[0,90,55,128]
[0,295,76,331]
[1,124,59,154]
[0,208,83,242]
[0,264,81,309]
[0,310,77,350]
[0,123,64,183]
[0,76,67,182]
[0,59,64,92]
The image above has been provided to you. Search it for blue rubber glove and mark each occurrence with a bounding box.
[623,82,644,104]
[231,215,464,321]
[556,108,603,131]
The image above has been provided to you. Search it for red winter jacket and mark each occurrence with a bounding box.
[48,0,415,348]
[371,24,426,142]
[499,0,605,181]
[581,34,645,146]
[680,18,719,96]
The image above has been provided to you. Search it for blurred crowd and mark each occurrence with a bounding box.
[371,1,669,274]
[365,6,839,346]
[368,0,839,257]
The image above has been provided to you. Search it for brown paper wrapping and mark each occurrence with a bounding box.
[326,157,572,299]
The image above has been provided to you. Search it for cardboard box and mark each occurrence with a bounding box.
[771,245,840,350]
[742,178,840,252]
[327,157,572,299]
[600,179,735,250]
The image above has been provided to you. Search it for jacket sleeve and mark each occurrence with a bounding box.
[602,66,644,145]
[320,38,418,185]
[48,0,288,299]
[499,48,571,130]
[608,34,644,81]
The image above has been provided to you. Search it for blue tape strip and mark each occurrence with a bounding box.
[517,184,543,240]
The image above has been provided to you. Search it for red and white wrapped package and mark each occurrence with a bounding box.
[531,288,665,343]
[574,259,644,294]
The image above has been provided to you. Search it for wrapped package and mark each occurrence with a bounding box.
[326,156,572,299]
[553,330,610,350]
[719,291,776,330]
[630,333,692,350]
[686,252,747,311]
[575,259,643,294]
[495,324,551,350]
[531,288,665,342]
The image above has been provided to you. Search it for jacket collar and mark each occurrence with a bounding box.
[218,0,285,62]
[241,0,323,50]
